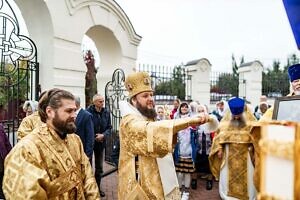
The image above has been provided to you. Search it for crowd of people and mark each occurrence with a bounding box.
[0,63,299,199]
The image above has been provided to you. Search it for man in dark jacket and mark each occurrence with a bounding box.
[0,123,12,199]
[75,96,94,164]
[87,94,112,197]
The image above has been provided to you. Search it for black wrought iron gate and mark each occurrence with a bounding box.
[104,69,128,166]
[0,0,39,145]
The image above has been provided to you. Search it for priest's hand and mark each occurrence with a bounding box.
[194,113,209,124]
[173,113,209,133]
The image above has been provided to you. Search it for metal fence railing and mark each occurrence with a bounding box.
[137,64,192,104]
[210,71,238,104]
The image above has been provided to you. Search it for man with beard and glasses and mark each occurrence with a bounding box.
[261,63,300,120]
[209,97,257,200]
[3,88,100,199]
[118,72,210,200]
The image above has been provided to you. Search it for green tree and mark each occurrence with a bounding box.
[232,54,238,77]
[239,55,245,65]
[0,61,29,106]
[262,60,290,96]
[155,65,186,100]
[217,73,238,96]
[284,53,299,72]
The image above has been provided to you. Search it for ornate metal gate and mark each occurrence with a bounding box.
[0,0,39,145]
[104,68,128,165]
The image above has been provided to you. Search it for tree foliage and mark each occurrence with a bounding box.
[232,54,238,77]
[262,54,298,96]
[0,62,28,106]
[217,73,238,96]
[154,65,186,100]
[210,54,239,97]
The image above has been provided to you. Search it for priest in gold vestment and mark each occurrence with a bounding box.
[3,88,100,199]
[118,72,209,200]
[209,97,257,200]
[17,111,43,141]
[17,93,46,141]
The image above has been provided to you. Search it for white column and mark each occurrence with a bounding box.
[238,61,263,107]
[186,58,211,106]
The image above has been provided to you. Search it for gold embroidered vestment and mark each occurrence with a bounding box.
[209,109,256,199]
[3,124,100,199]
[17,111,43,141]
[118,114,181,200]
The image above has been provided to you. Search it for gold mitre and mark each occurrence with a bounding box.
[125,71,153,98]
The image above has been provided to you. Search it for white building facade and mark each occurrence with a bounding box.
[14,0,141,106]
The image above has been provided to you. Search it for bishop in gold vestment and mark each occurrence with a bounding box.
[118,72,209,200]
[3,88,100,199]
[209,97,257,200]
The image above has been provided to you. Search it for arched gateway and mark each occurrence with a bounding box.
[14,0,141,106]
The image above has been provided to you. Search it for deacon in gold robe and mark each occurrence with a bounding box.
[118,72,209,200]
[209,97,257,200]
[3,88,100,199]
[17,111,43,141]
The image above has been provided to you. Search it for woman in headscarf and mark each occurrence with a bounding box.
[22,100,38,116]
[173,102,197,199]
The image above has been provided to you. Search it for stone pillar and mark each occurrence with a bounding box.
[185,58,211,106]
[238,61,263,107]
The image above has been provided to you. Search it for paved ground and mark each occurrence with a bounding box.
[101,162,220,200]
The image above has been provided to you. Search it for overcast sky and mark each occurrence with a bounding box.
[115,0,300,72]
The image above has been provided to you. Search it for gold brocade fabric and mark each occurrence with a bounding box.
[260,107,273,122]
[250,124,261,191]
[255,92,296,191]
[118,114,180,200]
[17,111,43,141]
[209,109,256,199]
[3,124,100,200]
[228,143,249,199]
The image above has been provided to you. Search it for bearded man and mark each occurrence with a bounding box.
[209,97,257,200]
[118,72,209,200]
[261,63,300,120]
[251,63,300,193]
[3,88,100,199]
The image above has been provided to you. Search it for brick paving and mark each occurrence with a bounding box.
[101,162,220,200]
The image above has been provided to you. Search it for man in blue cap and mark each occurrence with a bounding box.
[261,63,300,120]
[288,63,300,95]
[209,97,257,200]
